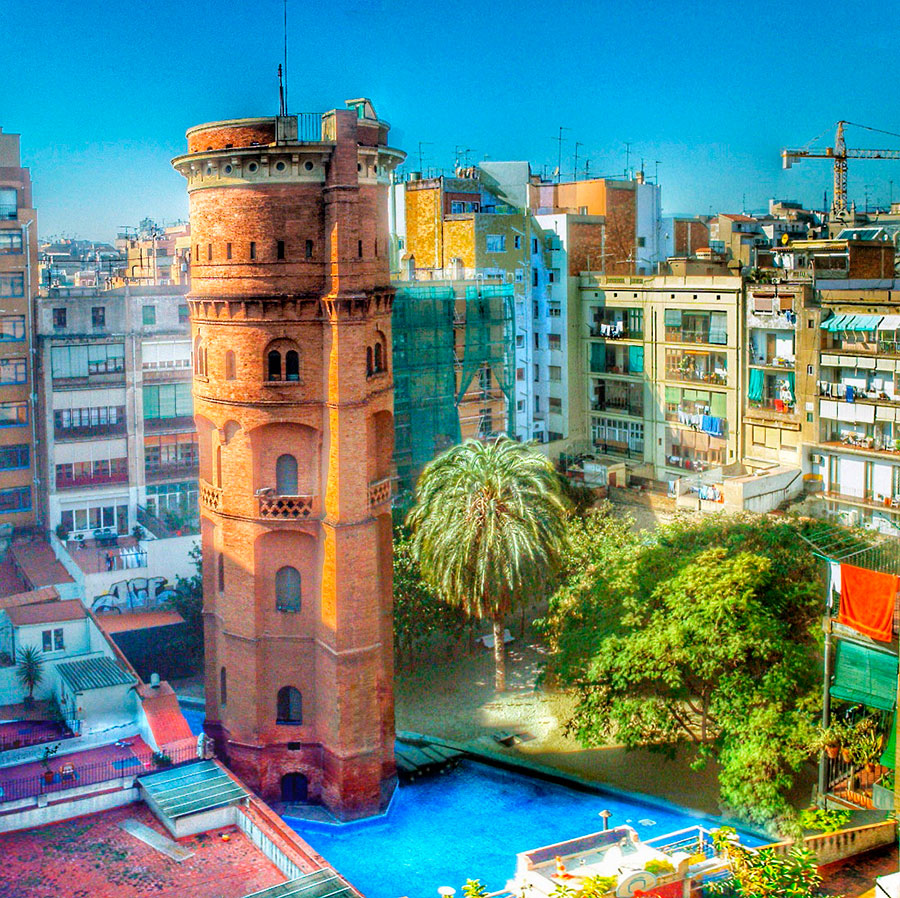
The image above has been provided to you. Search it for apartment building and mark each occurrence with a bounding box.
[580,271,744,483]
[35,284,195,540]
[113,220,191,287]
[0,128,38,531]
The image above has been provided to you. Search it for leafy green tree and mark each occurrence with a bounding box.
[462,880,488,898]
[165,542,204,668]
[709,827,824,898]
[408,438,569,691]
[16,645,44,702]
[541,512,823,825]
[393,526,468,664]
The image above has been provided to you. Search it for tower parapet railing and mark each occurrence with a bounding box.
[199,480,222,511]
[258,494,315,520]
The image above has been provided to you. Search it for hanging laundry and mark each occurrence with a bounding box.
[838,563,899,642]
[829,561,841,612]
[846,384,855,403]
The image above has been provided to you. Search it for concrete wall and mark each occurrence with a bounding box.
[0,779,139,833]
[722,465,803,514]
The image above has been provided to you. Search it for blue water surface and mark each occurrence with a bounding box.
[285,760,765,898]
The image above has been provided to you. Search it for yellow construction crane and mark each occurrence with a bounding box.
[782,120,900,218]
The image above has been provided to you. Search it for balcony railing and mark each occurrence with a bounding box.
[591,400,644,417]
[589,325,641,340]
[144,415,196,432]
[55,421,128,441]
[55,471,128,490]
[368,477,392,509]
[144,462,199,483]
[199,480,222,511]
[258,494,314,520]
[665,368,728,386]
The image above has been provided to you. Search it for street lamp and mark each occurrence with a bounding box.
[599,809,611,831]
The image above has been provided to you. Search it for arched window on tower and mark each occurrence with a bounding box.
[285,350,299,382]
[194,335,204,376]
[225,350,236,381]
[220,667,227,707]
[217,552,225,592]
[276,686,302,724]
[275,565,301,612]
[366,346,374,377]
[268,350,282,382]
[373,342,383,373]
[276,454,298,495]
[216,445,223,487]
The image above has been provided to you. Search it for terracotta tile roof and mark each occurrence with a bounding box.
[10,541,74,589]
[0,585,59,610]
[5,598,85,626]
[721,213,758,222]
[98,610,185,634]
[138,681,196,747]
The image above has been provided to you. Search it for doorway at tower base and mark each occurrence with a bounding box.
[207,726,397,821]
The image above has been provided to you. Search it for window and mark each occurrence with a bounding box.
[0,188,17,219]
[91,307,105,328]
[51,343,124,378]
[277,240,285,260]
[478,407,493,437]
[0,486,30,513]
[53,628,64,650]
[548,303,561,318]
[305,239,313,259]
[637,236,646,247]
[549,397,562,412]
[0,402,27,426]
[42,630,52,652]
[535,396,541,412]
[532,238,538,253]
[277,686,302,723]
[276,454,298,495]
[0,445,28,470]
[0,231,22,254]
[220,667,227,706]
[0,274,22,298]
[218,553,225,592]
[514,235,522,249]
[142,383,193,420]
[532,268,538,287]
[549,365,562,382]
[285,350,299,381]
[53,308,67,328]
[516,367,524,381]
[548,334,561,350]
[276,566,301,612]
[0,316,24,340]
[226,242,232,260]
[225,350,236,380]
[267,350,282,381]
[143,433,198,474]
[142,305,156,326]
[178,304,189,324]
[534,333,540,350]
[249,241,257,260]
[533,301,539,317]
[485,235,506,253]
[207,243,212,261]
[450,201,464,214]
[0,358,26,384]
[533,363,540,382]
[55,406,122,435]
[358,239,363,258]
[366,346,373,377]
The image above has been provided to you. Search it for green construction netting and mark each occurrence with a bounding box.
[831,639,898,711]
[881,713,896,768]
[392,283,514,498]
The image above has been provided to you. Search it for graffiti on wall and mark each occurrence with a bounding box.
[91,577,177,614]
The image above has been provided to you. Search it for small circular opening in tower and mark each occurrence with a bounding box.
[275,161,286,172]
[224,164,233,174]
[304,161,314,171]
[247,162,259,173]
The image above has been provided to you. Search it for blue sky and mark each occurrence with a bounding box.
[3,0,900,240]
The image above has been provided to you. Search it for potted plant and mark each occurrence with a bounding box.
[15,646,44,708]
[581,875,618,897]
[54,522,69,542]
[644,859,675,876]
[812,722,845,759]
[131,525,146,542]
[40,744,58,784]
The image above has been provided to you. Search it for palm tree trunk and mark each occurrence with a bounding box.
[492,615,506,692]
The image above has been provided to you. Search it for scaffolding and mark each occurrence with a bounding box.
[392,282,515,500]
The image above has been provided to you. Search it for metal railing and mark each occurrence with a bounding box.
[0,741,198,805]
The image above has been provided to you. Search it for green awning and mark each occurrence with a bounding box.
[831,639,898,711]
[851,315,882,332]
[881,713,896,769]
[822,314,850,332]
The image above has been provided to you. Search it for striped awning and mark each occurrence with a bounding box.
[831,638,898,711]
[878,315,900,332]
[848,315,882,332]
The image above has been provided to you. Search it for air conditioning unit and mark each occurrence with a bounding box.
[809,454,824,465]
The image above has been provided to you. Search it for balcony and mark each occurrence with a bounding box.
[144,415,196,433]
[665,368,728,386]
[144,461,199,483]
[748,397,796,415]
[749,356,795,369]
[199,480,222,511]
[55,471,128,490]
[257,494,315,520]
[368,477,392,509]
[54,420,128,442]
[589,325,641,340]
[591,400,643,417]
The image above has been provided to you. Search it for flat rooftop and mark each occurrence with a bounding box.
[0,802,287,898]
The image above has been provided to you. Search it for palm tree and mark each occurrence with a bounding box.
[16,646,44,705]
[408,438,569,692]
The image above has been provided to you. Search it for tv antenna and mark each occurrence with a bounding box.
[279,0,289,115]
[554,126,570,183]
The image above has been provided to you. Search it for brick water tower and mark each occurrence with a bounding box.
[172,100,403,819]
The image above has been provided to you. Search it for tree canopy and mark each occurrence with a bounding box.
[408,438,569,691]
[540,509,824,826]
